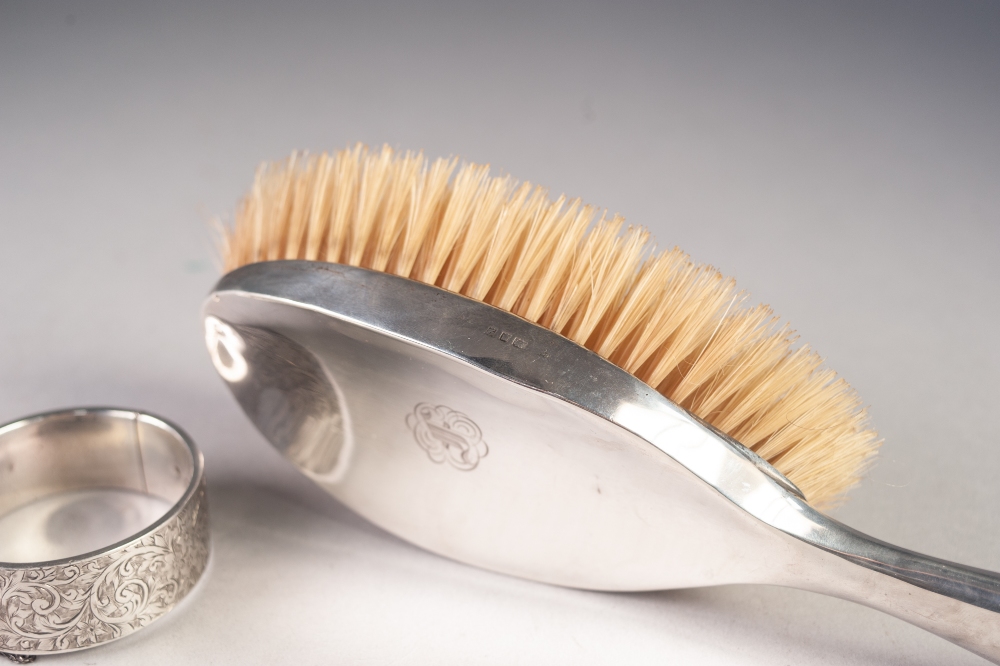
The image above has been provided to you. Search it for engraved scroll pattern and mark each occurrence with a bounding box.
[406,403,489,471]
[0,482,209,655]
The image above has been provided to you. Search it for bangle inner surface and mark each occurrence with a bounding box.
[0,409,196,564]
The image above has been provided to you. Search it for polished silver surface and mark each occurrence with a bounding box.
[0,408,210,656]
[205,261,1000,663]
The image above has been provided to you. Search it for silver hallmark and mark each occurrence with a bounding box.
[406,403,488,471]
[485,325,528,349]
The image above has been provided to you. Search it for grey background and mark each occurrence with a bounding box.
[2,1,998,663]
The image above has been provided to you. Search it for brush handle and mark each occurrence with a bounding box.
[776,514,1000,662]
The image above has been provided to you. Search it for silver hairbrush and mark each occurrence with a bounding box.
[205,260,1000,662]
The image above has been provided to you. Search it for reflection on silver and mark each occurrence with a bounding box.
[205,315,248,382]
[205,261,1000,663]
[217,323,352,484]
[0,408,209,657]
[0,489,173,564]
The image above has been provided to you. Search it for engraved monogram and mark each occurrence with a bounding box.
[0,482,210,655]
[406,403,489,471]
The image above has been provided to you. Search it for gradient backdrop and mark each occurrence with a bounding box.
[2,2,999,664]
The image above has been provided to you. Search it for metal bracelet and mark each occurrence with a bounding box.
[0,408,210,657]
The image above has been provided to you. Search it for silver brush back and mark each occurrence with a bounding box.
[204,260,1000,662]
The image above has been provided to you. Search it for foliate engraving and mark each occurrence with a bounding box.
[406,403,489,471]
[0,482,210,655]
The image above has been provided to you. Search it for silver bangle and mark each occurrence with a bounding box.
[0,408,209,658]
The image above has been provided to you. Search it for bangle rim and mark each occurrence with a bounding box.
[0,407,210,656]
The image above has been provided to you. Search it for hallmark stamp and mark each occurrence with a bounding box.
[484,325,528,349]
[406,403,489,471]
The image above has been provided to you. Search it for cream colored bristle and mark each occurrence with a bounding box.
[463,182,535,301]
[221,143,881,509]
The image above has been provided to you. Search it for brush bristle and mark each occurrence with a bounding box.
[221,143,880,508]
